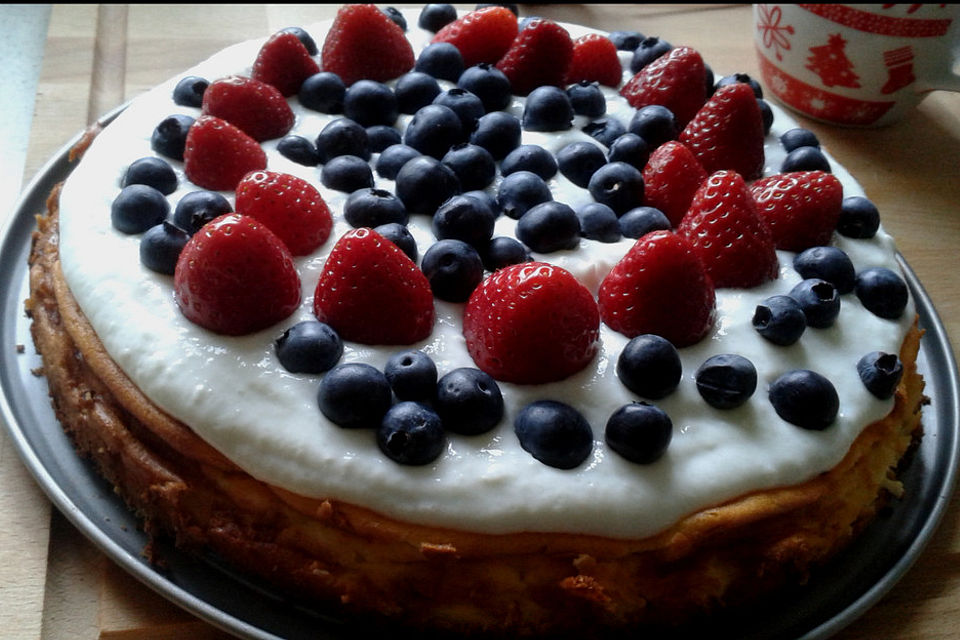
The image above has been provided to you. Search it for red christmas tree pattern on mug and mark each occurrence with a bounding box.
[805,34,861,88]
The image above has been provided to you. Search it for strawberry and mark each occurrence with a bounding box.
[183,115,267,191]
[252,30,320,96]
[679,82,765,180]
[431,6,518,68]
[201,75,294,141]
[564,33,622,87]
[642,141,707,227]
[619,46,707,127]
[597,230,715,347]
[173,213,301,336]
[677,170,779,288]
[320,4,415,86]
[234,170,332,256]
[495,19,574,96]
[462,262,600,384]
[313,228,434,345]
[749,171,844,252]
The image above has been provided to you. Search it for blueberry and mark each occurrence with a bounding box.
[274,320,343,374]
[715,72,763,98]
[435,367,504,435]
[704,62,716,97]
[790,278,841,328]
[151,114,195,161]
[469,111,522,160]
[752,295,807,346]
[172,190,232,234]
[382,6,407,31]
[277,135,321,166]
[522,86,574,132]
[769,369,839,430]
[374,222,419,261]
[481,236,530,271]
[394,155,462,216]
[320,155,375,193]
[588,161,645,215]
[344,80,398,127]
[607,133,650,170]
[616,334,681,399]
[463,189,501,218]
[434,88,486,135]
[172,75,209,108]
[366,125,402,153]
[497,170,552,220]
[317,363,393,429]
[315,117,370,162]
[420,239,485,302]
[299,72,346,113]
[577,203,622,243]
[441,143,496,191]
[517,201,580,253]
[556,141,607,188]
[566,81,606,118]
[111,184,170,235]
[758,98,774,135]
[415,42,465,83]
[403,104,463,159]
[781,146,831,173]
[837,196,880,239]
[378,402,446,465]
[433,194,496,247]
[695,354,758,410]
[793,246,856,294]
[857,351,904,400]
[344,188,408,228]
[619,206,671,239]
[500,144,558,180]
[629,36,672,73]
[605,402,672,464]
[385,350,438,401]
[514,400,594,469]
[394,72,442,114]
[609,30,645,51]
[780,127,820,152]
[628,105,677,148]
[122,157,178,195]
[855,267,908,319]
[139,221,189,275]
[457,63,511,112]
[375,143,421,180]
[582,117,627,148]
[281,26,318,55]
[418,3,458,32]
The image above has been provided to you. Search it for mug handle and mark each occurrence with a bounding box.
[919,28,960,92]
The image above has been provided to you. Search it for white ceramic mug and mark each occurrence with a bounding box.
[753,4,960,127]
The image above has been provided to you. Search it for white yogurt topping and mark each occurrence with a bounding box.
[56,13,915,538]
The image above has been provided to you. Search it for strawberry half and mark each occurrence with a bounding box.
[313,228,434,345]
[183,115,267,191]
[234,170,332,256]
[619,46,707,128]
[750,171,844,252]
[564,33,623,87]
[320,4,415,86]
[201,75,294,141]
[432,6,518,68]
[495,19,574,96]
[677,170,779,288]
[642,141,707,227]
[252,30,320,96]
[463,262,600,384]
[679,82,765,180]
[598,230,715,347]
[173,213,301,336]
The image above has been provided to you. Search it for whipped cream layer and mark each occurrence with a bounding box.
[57,12,915,538]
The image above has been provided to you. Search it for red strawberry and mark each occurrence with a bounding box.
[252,30,320,96]
[597,231,715,347]
[564,33,622,87]
[234,170,332,256]
[749,171,844,252]
[201,75,294,141]
[431,6,518,68]
[677,170,779,288]
[679,82,765,180]
[320,4,415,86]
[313,228,434,345]
[619,46,707,127]
[462,262,600,384]
[642,141,707,227]
[173,213,301,336]
[495,20,574,96]
[183,115,267,191]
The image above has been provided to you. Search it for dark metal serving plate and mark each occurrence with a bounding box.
[2,117,959,639]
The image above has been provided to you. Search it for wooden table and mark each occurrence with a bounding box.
[2,5,959,639]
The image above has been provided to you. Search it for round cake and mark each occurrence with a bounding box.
[27,4,925,637]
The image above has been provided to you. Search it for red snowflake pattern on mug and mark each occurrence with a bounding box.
[757,4,795,61]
